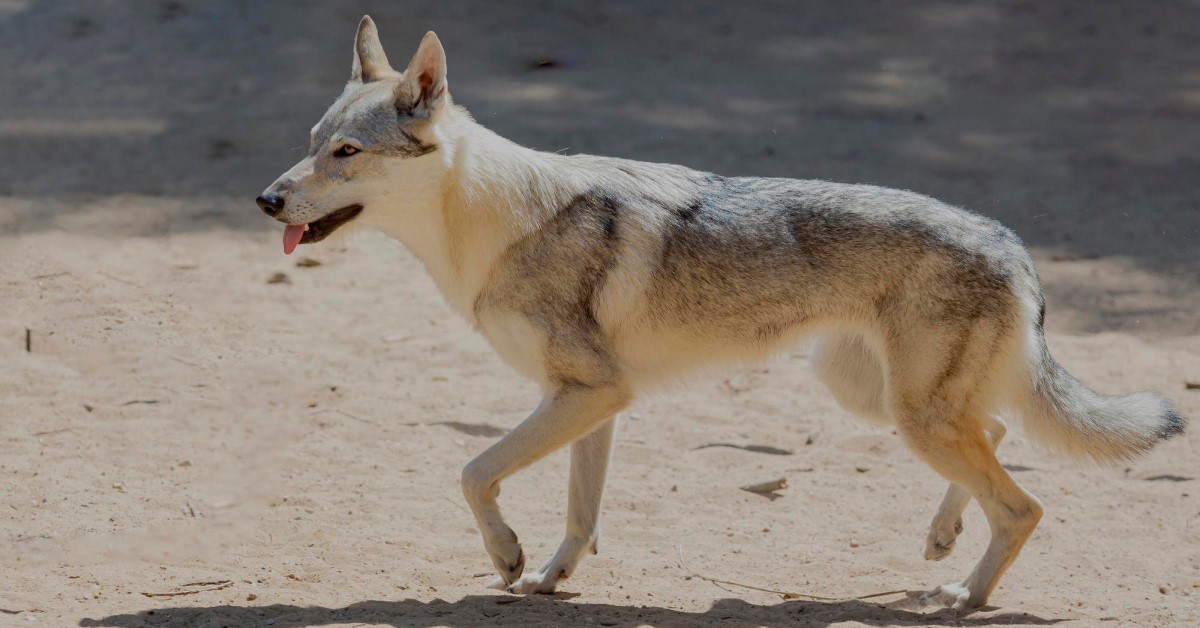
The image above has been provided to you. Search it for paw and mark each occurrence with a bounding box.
[490,544,525,585]
[497,536,591,594]
[483,527,525,586]
[919,582,974,612]
[923,517,963,561]
[504,567,566,595]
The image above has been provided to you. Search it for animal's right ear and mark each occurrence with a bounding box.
[351,16,397,83]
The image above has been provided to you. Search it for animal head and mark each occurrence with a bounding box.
[258,16,453,254]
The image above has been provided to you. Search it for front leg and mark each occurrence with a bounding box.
[506,416,618,594]
[461,384,629,589]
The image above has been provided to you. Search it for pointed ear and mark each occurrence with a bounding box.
[401,31,448,116]
[351,16,396,83]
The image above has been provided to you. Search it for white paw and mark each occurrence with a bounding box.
[496,535,593,594]
[504,567,565,595]
[482,527,525,586]
[923,517,963,561]
[919,582,973,612]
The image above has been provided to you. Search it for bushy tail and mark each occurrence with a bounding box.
[1019,337,1186,463]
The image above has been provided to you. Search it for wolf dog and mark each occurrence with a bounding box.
[257,16,1185,611]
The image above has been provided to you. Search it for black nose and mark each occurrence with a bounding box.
[256,194,284,216]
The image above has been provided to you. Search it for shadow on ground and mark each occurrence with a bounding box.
[79,595,1065,628]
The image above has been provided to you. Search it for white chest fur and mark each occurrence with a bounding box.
[475,308,548,385]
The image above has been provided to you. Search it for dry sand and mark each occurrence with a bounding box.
[2,2,1199,626]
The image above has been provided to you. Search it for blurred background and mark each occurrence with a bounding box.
[2,0,1198,333]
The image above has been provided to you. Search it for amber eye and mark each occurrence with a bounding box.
[333,144,360,157]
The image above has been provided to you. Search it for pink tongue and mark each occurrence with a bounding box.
[282,224,308,255]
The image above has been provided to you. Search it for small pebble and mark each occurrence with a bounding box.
[246,593,257,601]
[849,539,860,548]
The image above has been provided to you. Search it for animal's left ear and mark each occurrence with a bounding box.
[401,31,448,116]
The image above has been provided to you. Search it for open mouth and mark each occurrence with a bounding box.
[302,203,363,244]
[282,204,363,255]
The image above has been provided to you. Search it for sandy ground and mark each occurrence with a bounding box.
[2,1,1200,627]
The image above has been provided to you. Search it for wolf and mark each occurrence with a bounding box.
[257,16,1185,611]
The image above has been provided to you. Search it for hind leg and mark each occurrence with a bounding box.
[905,416,1041,610]
[886,322,1042,610]
[924,415,1007,561]
[888,314,1046,609]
